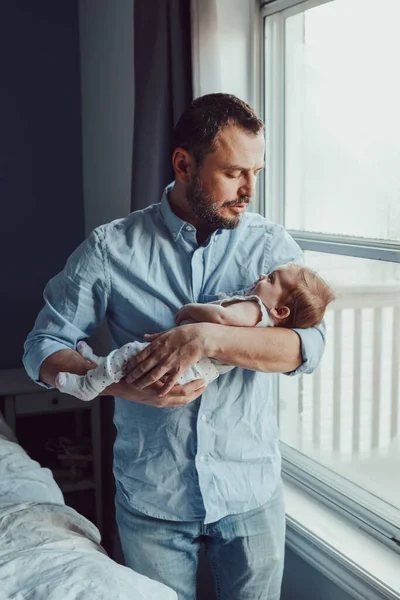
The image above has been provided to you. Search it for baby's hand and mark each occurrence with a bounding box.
[175,305,192,326]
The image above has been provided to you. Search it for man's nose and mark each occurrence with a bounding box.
[238,173,257,199]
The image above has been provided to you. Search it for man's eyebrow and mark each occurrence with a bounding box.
[222,164,265,171]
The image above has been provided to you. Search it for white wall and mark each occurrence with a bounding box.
[79,0,134,235]
[191,0,260,110]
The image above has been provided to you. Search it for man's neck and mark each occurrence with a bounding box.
[168,183,214,245]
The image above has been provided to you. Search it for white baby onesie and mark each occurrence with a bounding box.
[55,295,273,401]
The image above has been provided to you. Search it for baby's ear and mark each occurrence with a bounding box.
[270,305,290,322]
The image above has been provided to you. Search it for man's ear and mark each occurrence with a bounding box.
[172,148,195,182]
[269,305,290,322]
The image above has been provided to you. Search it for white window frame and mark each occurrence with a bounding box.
[260,0,400,555]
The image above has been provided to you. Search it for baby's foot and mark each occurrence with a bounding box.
[77,340,100,365]
[55,372,96,401]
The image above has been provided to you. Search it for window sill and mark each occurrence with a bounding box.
[284,480,400,600]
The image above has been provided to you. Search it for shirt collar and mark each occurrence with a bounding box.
[160,183,188,242]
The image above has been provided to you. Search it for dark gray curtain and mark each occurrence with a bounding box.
[131,0,193,211]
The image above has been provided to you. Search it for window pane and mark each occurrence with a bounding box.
[284,0,400,242]
[279,252,400,512]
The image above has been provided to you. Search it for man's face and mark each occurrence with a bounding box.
[186,125,265,230]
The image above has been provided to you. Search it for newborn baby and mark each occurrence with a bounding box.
[55,263,334,401]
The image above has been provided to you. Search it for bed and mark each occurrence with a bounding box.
[0,414,177,600]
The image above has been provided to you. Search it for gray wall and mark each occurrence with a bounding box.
[0,0,85,369]
[79,0,134,234]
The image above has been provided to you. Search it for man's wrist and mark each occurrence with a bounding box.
[39,349,94,388]
[100,381,124,397]
[199,323,223,358]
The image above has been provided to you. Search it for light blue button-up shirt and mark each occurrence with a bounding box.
[23,186,325,524]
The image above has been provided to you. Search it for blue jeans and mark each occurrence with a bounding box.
[115,482,285,600]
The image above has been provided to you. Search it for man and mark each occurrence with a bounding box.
[24,94,325,600]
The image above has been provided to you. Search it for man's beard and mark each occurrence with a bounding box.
[186,175,251,230]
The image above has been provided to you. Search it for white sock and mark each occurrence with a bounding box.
[55,367,108,401]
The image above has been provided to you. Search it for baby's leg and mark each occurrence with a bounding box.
[56,341,149,401]
[55,341,105,400]
[178,358,221,386]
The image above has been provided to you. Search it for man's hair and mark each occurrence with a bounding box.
[172,93,264,166]
[280,266,336,329]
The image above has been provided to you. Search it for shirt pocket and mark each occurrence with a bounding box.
[200,286,252,305]
[199,293,220,304]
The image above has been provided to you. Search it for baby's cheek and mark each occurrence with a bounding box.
[252,281,263,295]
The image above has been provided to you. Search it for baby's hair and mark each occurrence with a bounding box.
[280,265,335,329]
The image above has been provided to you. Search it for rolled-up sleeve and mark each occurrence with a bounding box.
[286,321,326,376]
[23,228,109,386]
[264,223,326,376]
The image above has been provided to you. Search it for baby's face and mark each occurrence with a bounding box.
[251,264,299,309]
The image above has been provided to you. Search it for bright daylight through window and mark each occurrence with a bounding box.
[263,0,400,544]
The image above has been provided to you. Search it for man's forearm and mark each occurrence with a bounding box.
[39,349,96,387]
[203,323,302,373]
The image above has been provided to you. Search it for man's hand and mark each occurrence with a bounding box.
[125,323,208,395]
[106,377,206,408]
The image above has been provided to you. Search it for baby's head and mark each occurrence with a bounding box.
[251,263,335,328]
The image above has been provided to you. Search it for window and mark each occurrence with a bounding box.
[262,0,400,550]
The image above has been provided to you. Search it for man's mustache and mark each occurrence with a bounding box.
[222,197,252,208]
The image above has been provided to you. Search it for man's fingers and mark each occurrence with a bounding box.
[131,365,172,389]
[125,342,172,385]
[158,375,206,398]
[144,332,163,341]
[180,378,206,395]
[130,380,206,408]
[163,379,206,399]
[186,384,207,403]
[157,371,183,396]
[163,381,206,406]
[149,380,165,391]
[125,350,158,383]
[125,345,153,376]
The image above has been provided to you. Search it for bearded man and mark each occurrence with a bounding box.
[24,94,325,600]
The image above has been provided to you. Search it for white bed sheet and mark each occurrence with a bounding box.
[0,432,177,600]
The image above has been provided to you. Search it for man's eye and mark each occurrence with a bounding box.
[225,172,240,179]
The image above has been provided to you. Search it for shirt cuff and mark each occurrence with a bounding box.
[284,327,324,377]
[23,341,73,390]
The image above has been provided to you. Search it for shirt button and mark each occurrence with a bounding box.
[185,225,192,231]
[201,414,207,422]
[198,455,205,462]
